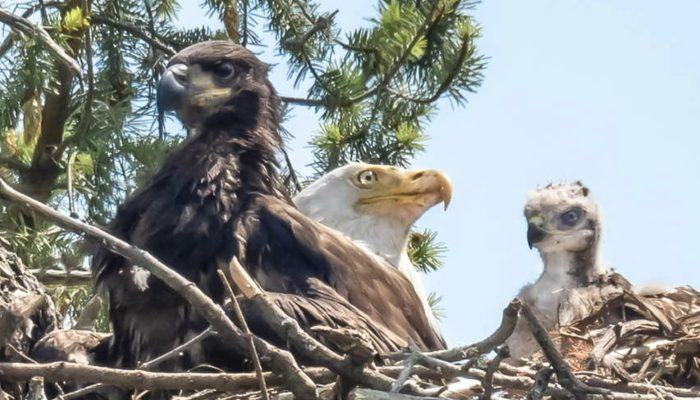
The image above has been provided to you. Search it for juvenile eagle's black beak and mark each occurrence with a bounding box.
[157,64,188,113]
[527,222,547,249]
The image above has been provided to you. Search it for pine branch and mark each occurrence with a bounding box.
[90,15,176,55]
[0,8,81,76]
[0,2,62,59]
[388,34,476,104]
[331,2,448,108]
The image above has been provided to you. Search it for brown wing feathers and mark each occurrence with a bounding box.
[92,42,444,374]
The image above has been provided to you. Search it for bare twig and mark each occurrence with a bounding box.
[29,270,92,286]
[226,257,399,393]
[54,330,215,400]
[218,270,269,400]
[0,362,281,392]
[280,96,325,106]
[525,367,553,400]
[0,178,318,400]
[520,303,610,399]
[481,346,509,400]
[385,299,521,363]
[281,146,302,193]
[348,388,441,399]
[141,328,215,371]
[390,352,416,393]
[0,8,81,76]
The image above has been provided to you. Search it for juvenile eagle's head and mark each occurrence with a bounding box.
[157,41,280,133]
[524,181,601,254]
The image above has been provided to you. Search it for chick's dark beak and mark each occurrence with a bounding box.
[527,222,547,249]
[157,64,188,113]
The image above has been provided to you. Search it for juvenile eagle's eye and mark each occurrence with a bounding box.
[213,62,235,80]
[560,208,582,227]
[356,170,377,187]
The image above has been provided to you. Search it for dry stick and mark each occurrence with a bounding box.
[142,328,215,370]
[0,362,268,392]
[0,8,81,76]
[390,353,416,393]
[56,328,216,400]
[520,303,610,400]
[0,178,318,400]
[28,270,92,286]
[217,270,269,400]
[3,361,677,400]
[387,299,521,363]
[526,367,553,400]
[348,388,441,400]
[226,257,399,393]
[481,346,510,400]
[578,377,698,398]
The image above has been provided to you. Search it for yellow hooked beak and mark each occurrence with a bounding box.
[356,166,453,211]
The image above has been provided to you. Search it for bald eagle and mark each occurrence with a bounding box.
[93,41,444,372]
[506,182,630,359]
[293,162,452,331]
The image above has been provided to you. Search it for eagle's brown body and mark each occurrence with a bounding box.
[92,42,444,372]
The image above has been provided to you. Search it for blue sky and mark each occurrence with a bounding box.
[180,1,700,345]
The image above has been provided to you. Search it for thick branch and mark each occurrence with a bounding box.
[0,178,318,400]
[0,8,81,75]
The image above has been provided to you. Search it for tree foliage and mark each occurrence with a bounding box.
[0,0,484,314]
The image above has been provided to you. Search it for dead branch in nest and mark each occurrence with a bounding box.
[386,299,521,363]
[0,356,688,399]
[520,302,610,400]
[28,270,92,287]
[0,362,271,392]
[56,328,217,400]
[218,270,269,400]
[525,367,552,400]
[225,257,402,393]
[348,388,441,399]
[0,177,317,400]
[481,346,509,400]
[0,8,81,76]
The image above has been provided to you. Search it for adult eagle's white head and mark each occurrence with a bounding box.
[294,162,452,328]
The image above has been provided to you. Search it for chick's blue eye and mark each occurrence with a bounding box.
[560,208,582,226]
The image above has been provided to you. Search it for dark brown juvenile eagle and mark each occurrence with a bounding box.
[92,41,444,372]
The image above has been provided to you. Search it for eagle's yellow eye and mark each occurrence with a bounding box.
[356,170,377,187]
